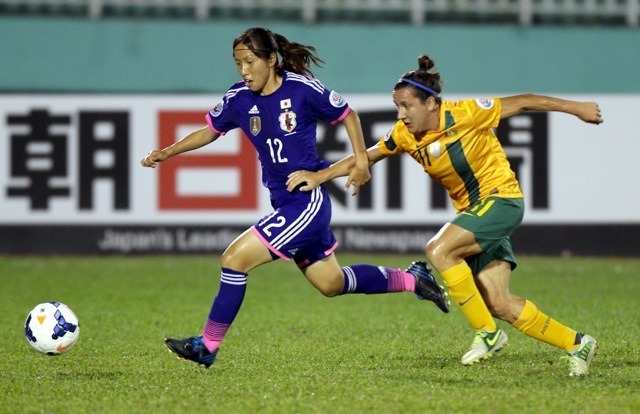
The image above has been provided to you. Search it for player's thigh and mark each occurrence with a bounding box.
[221,228,274,273]
[301,254,344,297]
[426,222,481,268]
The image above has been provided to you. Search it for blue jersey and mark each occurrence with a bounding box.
[205,71,350,205]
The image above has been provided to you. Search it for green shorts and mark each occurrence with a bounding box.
[451,196,524,276]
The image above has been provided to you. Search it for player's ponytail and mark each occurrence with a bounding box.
[233,27,323,78]
[395,53,443,104]
[273,33,324,78]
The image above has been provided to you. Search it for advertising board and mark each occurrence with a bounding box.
[1,94,638,255]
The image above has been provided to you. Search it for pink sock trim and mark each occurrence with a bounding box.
[387,268,416,292]
[203,338,221,353]
[203,320,230,352]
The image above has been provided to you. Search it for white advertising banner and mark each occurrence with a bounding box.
[1,94,638,254]
[2,94,638,223]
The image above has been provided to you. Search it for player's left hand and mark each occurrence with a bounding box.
[577,102,603,124]
[345,165,371,196]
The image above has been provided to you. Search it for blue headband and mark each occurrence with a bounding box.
[400,78,439,97]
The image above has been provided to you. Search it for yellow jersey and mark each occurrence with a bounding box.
[378,98,523,213]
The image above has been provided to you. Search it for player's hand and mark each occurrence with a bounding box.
[140,150,168,168]
[345,164,371,196]
[576,102,603,124]
[287,170,322,192]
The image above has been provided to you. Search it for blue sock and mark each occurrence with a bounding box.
[202,268,247,352]
[341,264,390,295]
[207,267,247,326]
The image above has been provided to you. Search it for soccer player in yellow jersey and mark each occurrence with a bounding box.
[286,54,603,376]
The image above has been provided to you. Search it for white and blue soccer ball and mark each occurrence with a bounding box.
[24,302,80,355]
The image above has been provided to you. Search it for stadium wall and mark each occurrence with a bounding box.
[1,17,639,94]
[1,94,639,256]
[1,18,638,256]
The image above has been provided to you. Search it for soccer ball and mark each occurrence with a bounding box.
[24,302,80,355]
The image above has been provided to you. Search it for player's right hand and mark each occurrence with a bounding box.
[140,150,168,168]
[287,170,322,192]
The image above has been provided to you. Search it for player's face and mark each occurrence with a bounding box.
[233,44,273,94]
[393,88,436,135]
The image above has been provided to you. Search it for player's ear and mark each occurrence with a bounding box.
[426,96,438,110]
[268,52,277,69]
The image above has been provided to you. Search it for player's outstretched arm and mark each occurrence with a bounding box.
[141,126,219,168]
[500,94,603,124]
[341,109,371,194]
[287,144,387,195]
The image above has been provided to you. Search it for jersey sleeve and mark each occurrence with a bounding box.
[204,88,241,135]
[466,97,502,130]
[378,123,406,156]
[305,82,351,125]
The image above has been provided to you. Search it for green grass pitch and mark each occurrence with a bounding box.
[1,254,638,413]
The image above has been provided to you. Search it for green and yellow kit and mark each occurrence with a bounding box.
[379,97,523,213]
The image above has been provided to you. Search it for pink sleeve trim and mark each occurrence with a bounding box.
[205,113,226,135]
[330,107,351,125]
[250,226,291,262]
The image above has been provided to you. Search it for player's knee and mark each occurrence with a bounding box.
[315,275,343,297]
[425,240,435,261]
[320,277,344,297]
[318,286,341,297]
[425,238,446,265]
[221,249,242,271]
[220,250,232,267]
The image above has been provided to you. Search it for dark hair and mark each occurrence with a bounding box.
[394,54,443,104]
[233,27,324,77]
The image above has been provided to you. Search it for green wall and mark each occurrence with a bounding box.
[1,17,638,94]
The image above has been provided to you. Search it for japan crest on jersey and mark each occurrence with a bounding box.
[279,111,297,132]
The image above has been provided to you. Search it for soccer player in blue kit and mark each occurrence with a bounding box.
[141,27,448,368]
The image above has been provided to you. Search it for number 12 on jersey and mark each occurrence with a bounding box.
[266,138,288,163]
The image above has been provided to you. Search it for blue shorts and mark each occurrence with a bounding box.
[251,186,338,268]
